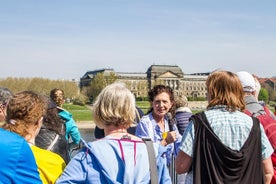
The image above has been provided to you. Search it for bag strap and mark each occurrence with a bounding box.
[47,134,59,151]
[142,138,158,184]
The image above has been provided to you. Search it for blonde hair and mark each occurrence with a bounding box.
[206,70,245,111]
[92,82,136,129]
[50,88,65,107]
[175,95,189,108]
[254,77,261,100]
[3,91,46,137]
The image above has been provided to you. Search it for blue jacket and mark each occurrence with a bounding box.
[58,108,81,144]
[56,138,172,184]
[0,128,42,184]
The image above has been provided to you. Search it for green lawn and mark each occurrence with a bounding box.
[63,104,92,122]
[63,102,204,122]
[63,102,151,121]
[136,101,150,114]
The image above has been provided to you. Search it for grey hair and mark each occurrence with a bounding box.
[92,82,136,129]
[0,87,13,105]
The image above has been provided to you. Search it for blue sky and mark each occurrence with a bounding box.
[0,1,275,80]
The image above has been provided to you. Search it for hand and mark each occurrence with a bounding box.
[165,131,177,144]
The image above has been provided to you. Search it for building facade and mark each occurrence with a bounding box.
[80,64,209,99]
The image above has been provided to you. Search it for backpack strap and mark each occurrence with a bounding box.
[47,134,59,151]
[142,138,158,184]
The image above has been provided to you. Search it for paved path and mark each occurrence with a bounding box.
[0,121,95,129]
[76,121,95,129]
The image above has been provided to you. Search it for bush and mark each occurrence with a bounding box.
[136,97,149,101]
[187,97,207,101]
[73,99,85,106]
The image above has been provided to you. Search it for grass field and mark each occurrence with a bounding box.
[63,101,204,122]
[63,104,92,122]
[136,101,150,114]
[63,102,152,121]
[63,102,151,121]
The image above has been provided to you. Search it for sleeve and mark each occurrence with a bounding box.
[56,151,87,183]
[135,118,152,140]
[66,118,81,144]
[16,141,42,184]
[178,120,194,157]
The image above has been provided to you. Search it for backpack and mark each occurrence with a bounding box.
[244,105,276,184]
[244,106,276,149]
[36,123,70,164]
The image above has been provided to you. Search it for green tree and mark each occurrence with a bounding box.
[106,72,117,85]
[0,77,79,99]
[263,83,275,103]
[88,73,105,102]
[87,72,117,102]
[259,88,269,103]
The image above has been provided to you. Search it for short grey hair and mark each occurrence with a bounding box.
[92,82,136,129]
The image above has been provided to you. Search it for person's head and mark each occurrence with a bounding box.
[50,88,65,107]
[206,70,245,111]
[148,84,175,117]
[174,95,189,109]
[42,96,63,134]
[2,91,47,141]
[236,71,256,95]
[0,87,13,121]
[92,82,136,129]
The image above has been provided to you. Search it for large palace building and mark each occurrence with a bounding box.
[80,64,209,99]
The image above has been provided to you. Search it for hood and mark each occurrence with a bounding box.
[58,109,72,121]
[245,95,265,116]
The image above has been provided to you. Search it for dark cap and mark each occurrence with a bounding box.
[48,99,57,109]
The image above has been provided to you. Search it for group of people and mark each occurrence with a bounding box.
[1,69,276,184]
[0,88,81,183]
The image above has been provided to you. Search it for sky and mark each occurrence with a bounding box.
[0,1,276,81]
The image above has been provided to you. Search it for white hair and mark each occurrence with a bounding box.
[254,77,261,100]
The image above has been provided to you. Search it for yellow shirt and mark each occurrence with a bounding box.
[31,145,66,184]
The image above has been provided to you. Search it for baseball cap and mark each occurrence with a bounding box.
[236,71,256,92]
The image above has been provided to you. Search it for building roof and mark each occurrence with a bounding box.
[81,68,115,79]
[147,64,183,73]
[146,65,184,78]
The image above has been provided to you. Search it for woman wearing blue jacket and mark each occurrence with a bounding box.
[50,88,81,145]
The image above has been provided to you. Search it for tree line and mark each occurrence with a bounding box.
[0,75,274,106]
[0,77,87,105]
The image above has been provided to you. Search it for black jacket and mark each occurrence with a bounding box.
[36,124,70,164]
